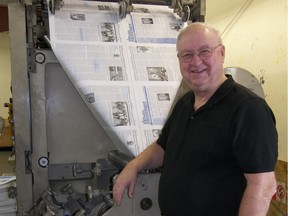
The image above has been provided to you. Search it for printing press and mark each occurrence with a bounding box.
[4,0,205,215]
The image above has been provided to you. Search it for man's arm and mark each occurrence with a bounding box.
[113,142,164,206]
[238,172,277,216]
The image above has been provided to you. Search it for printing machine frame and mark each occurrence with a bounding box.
[9,4,119,215]
[5,1,269,215]
[5,0,205,215]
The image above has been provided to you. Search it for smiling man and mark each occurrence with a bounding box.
[113,22,278,216]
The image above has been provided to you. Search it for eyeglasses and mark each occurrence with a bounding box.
[177,44,222,63]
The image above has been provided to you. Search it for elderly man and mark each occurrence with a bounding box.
[113,22,278,216]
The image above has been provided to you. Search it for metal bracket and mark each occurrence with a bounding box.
[25,151,32,174]
[171,0,206,22]
[48,0,63,14]
[26,5,36,73]
[48,163,93,180]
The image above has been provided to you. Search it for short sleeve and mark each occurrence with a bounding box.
[231,98,278,173]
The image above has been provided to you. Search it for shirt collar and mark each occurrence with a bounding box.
[208,74,235,105]
[186,74,235,112]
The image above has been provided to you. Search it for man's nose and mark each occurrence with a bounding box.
[189,54,202,65]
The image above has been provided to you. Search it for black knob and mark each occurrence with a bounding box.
[140,197,152,210]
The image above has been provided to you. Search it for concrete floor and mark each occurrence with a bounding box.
[0,150,15,176]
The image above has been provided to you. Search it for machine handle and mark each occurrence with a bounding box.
[107,150,135,169]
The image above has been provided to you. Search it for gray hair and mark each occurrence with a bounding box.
[176,22,223,50]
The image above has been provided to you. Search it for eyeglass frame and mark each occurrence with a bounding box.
[177,44,223,63]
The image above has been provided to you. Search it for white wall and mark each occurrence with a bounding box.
[206,0,287,161]
[0,32,12,119]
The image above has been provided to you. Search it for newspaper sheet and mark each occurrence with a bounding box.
[49,0,185,156]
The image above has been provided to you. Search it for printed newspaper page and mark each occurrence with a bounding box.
[49,0,184,155]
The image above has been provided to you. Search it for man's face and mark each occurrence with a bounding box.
[177,26,225,94]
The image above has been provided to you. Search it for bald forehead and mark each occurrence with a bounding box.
[183,23,209,34]
[176,23,222,50]
[178,22,218,39]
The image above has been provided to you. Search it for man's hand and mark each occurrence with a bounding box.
[113,162,138,206]
[113,142,164,206]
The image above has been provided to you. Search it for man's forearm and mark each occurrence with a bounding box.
[238,187,272,216]
[239,172,277,216]
[129,142,164,172]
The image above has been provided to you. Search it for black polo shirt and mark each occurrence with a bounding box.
[157,75,278,216]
